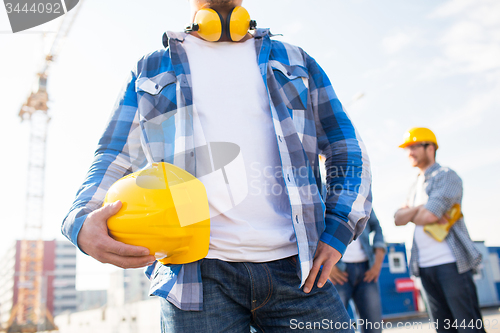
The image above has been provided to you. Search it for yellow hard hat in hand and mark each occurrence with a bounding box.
[104,162,210,265]
[399,127,439,149]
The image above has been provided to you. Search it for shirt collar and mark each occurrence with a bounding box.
[424,162,440,178]
[165,31,188,44]
[253,28,271,38]
[164,28,272,48]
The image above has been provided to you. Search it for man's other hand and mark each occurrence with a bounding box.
[77,201,156,269]
[303,241,342,293]
[438,214,451,225]
[363,263,382,283]
[328,266,348,285]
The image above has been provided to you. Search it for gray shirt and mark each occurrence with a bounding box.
[407,163,482,276]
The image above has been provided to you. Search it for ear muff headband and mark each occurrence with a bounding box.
[186,6,257,42]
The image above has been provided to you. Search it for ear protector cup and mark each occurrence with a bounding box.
[185,6,256,42]
[191,8,224,42]
[226,6,253,42]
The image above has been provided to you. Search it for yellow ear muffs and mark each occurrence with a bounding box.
[189,8,223,42]
[226,6,253,42]
[185,6,257,42]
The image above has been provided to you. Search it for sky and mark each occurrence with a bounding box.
[0,0,499,290]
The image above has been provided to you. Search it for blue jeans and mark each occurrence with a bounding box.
[160,256,354,332]
[335,261,383,333]
[419,263,486,333]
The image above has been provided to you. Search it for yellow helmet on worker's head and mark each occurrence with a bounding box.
[399,127,439,149]
[103,162,210,265]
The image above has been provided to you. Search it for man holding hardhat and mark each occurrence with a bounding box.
[62,0,371,331]
[394,127,485,332]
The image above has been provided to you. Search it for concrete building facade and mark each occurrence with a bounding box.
[53,241,77,315]
[0,239,77,328]
[77,290,107,312]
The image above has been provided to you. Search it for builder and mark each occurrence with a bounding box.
[62,0,372,331]
[394,127,485,333]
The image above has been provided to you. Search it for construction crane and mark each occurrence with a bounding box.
[5,3,84,332]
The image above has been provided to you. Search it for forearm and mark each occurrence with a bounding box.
[62,153,132,250]
[308,50,372,249]
[320,131,372,252]
[412,206,440,225]
[364,247,385,282]
[394,206,420,226]
[372,248,385,269]
[369,211,386,250]
[321,216,351,256]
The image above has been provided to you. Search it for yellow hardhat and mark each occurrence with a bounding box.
[399,127,439,149]
[103,162,210,265]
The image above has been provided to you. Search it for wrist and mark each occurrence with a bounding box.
[410,206,421,218]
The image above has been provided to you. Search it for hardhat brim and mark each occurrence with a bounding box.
[398,141,439,149]
[398,142,409,148]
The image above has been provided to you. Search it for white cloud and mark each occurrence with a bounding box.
[382,31,412,54]
[429,0,476,18]
[448,147,500,174]
[468,1,500,27]
[441,21,484,44]
[424,0,500,77]
[432,78,500,135]
[362,60,400,79]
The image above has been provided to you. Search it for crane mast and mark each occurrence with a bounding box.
[6,2,84,332]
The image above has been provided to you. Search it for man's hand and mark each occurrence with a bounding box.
[363,263,382,283]
[364,247,385,283]
[328,266,348,285]
[394,205,420,226]
[437,214,450,225]
[303,241,341,293]
[77,201,156,269]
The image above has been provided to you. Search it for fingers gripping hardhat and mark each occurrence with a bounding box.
[399,127,439,149]
[103,162,210,265]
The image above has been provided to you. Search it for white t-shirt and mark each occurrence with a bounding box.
[413,173,456,268]
[183,35,297,262]
[342,237,368,263]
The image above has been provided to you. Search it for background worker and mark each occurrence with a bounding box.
[394,127,484,333]
[61,0,372,331]
[329,210,386,333]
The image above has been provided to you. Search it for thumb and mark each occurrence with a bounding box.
[99,200,123,219]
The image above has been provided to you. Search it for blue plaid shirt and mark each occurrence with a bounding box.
[62,29,372,311]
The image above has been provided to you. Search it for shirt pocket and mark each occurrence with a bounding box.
[135,71,177,120]
[270,60,309,111]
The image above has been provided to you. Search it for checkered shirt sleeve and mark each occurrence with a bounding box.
[424,168,462,218]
